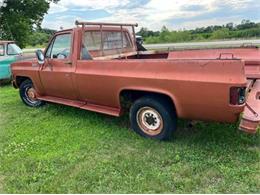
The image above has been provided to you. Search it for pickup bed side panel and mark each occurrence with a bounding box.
[75,59,246,123]
[168,47,260,79]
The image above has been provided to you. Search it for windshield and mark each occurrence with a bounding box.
[7,43,22,55]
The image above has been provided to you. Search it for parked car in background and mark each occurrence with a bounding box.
[0,41,22,81]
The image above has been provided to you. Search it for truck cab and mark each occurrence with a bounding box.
[0,41,22,80]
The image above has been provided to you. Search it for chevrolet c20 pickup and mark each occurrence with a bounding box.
[11,21,260,140]
[0,41,22,81]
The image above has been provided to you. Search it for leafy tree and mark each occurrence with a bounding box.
[161,25,169,32]
[39,28,56,35]
[137,27,160,39]
[237,20,257,30]
[0,0,59,48]
[210,28,230,40]
[27,28,56,47]
[226,22,234,30]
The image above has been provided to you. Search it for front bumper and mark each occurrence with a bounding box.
[11,80,18,89]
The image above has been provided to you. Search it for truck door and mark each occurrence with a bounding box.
[40,32,77,100]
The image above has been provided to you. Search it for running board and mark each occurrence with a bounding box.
[80,103,120,116]
[38,96,121,117]
[239,79,260,134]
[38,96,85,107]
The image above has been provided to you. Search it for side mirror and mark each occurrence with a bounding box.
[36,50,45,65]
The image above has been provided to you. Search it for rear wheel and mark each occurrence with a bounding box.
[19,80,45,107]
[130,96,177,140]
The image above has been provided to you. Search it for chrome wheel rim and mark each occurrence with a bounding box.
[24,87,38,104]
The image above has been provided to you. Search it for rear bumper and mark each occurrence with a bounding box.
[239,118,259,134]
[239,79,260,134]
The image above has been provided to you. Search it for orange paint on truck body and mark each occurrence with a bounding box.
[11,24,260,134]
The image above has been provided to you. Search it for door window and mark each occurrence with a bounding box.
[47,34,71,59]
[7,43,22,55]
[0,44,4,56]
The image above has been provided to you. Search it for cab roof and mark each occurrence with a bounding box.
[54,26,130,35]
[54,20,137,35]
[0,40,15,44]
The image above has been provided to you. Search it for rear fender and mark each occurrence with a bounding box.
[118,87,181,116]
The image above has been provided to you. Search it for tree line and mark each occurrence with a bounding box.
[0,1,259,47]
[137,20,260,44]
[26,20,260,47]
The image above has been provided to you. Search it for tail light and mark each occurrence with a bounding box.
[230,87,246,105]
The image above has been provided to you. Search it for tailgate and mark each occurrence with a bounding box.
[239,79,260,133]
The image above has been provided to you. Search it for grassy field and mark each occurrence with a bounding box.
[0,85,259,193]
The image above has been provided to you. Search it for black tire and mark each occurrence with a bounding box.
[19,80,45,107]
[130,95,177,140]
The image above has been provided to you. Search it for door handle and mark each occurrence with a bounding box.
[40,63,47,71]
[64,61,72,65]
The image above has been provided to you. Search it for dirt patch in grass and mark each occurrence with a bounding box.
[0,176,5,193]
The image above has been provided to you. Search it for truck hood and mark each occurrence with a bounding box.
[0,56,16,62]
[0,54,35,65]
[16,53,36,62]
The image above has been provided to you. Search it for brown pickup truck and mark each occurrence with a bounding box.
[11,21,260,140]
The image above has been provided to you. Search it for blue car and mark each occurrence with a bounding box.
[0,41,22,80]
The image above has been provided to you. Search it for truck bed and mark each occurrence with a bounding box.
[168,47,260,133]
[168,47,260,78]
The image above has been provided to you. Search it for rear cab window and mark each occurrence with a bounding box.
[82,28,134,59]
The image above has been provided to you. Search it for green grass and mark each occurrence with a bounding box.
[0,85,259,193]
[24,45,45,49]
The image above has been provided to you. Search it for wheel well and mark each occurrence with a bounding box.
[120,90,176,112]
[15,76,31,87]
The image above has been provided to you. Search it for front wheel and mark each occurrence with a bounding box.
[19,80,45,107]
[130,96,177,140]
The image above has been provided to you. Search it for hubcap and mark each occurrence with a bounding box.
[25,87,38,103]
[136,107,163,136]
[27,88,37,100]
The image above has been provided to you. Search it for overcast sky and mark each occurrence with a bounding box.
[42,0,260,31]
